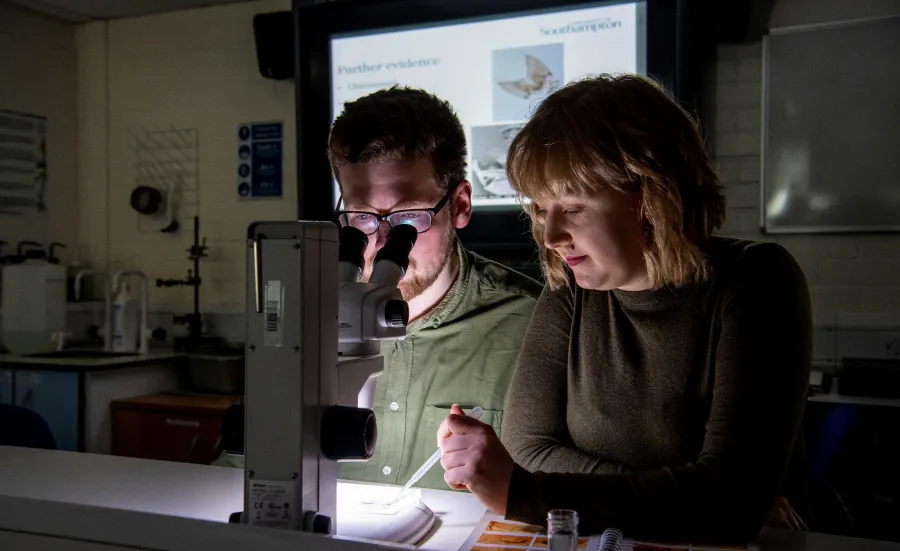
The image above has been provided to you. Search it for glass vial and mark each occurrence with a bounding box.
[547,509,579,551]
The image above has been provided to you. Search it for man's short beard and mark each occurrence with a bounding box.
[362,224,456,302]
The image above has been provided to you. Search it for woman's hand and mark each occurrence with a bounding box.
[765,496,808,531]
[438,404,516,515]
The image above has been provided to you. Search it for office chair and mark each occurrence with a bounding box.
[808,475,856,537]
[0,404,58,450]
[805,403,859,537]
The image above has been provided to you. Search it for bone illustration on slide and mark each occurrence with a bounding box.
[498,54,556,99]
[472,124,523,197]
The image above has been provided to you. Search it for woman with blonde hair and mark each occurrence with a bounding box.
[437,74,812,542]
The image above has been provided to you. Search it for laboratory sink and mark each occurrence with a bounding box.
[26,350,140,359]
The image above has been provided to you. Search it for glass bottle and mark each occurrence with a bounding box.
[547,509,579,551]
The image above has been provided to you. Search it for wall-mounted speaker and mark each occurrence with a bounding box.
[253,11,294,80]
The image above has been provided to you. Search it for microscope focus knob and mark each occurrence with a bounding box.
[384,299,409,328]
[321,405,377,461]
[309,512,333,535]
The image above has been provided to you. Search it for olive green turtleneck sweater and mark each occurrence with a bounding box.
[502,237,812,542]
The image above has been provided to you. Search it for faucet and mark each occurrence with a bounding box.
[75,270,113,351]
[112,270,150,354]
[51,330,70,352]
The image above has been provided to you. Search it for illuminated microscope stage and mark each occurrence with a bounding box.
[337,484,435,544]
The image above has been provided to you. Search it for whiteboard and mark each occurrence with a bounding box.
[761,15,900,233]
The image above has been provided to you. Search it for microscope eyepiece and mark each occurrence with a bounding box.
[338,226,368,269]
[384,299,409,328]
[373,224,417,276]
[338,226,369,283]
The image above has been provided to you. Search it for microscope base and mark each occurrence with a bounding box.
[228,483,435,545]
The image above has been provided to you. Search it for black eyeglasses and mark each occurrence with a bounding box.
[334,190,453,236]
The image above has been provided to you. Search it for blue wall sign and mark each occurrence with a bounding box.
[237,122,283,198]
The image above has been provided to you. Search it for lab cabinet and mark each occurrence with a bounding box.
[111,393,241,465]
[13,370,79,451]
[0,356,182,453]
[0,369,12,404]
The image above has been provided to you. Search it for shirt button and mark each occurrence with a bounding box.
[382,466,392,476]
[389,401,399,411]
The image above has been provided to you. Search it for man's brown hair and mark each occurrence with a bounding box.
[328,86,467,192]
[507,74,727,290]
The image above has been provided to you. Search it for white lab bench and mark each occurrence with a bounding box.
[808,377,900,408]
[0,445,899,551]
[0,445,480,551]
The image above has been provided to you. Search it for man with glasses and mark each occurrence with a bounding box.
[330,86,543,489]
[212,86,541,487]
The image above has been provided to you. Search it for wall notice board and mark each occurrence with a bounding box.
[762,15,900,233]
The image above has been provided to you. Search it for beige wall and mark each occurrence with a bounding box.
[0,2,78,258]
[711,0,900,321]
[76,0,295,314]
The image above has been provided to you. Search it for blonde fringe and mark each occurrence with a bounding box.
[507,74,726,290]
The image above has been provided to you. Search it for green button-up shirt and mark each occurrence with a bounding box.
[338,243,542,489]
[211,243,541,488]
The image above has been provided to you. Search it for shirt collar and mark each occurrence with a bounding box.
[404,239,470,336]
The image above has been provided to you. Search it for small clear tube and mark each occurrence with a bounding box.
[361,406,484,513]
[547,509,579,551]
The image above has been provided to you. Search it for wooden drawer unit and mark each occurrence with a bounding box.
[111,393,241,465]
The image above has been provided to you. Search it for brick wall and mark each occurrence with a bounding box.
[710,0,900,362]
[711,37,900,321]
[76,0,294,316]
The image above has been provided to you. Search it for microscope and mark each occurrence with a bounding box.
[222,221,417,535]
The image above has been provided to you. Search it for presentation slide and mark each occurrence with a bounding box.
[331,0,646,208]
